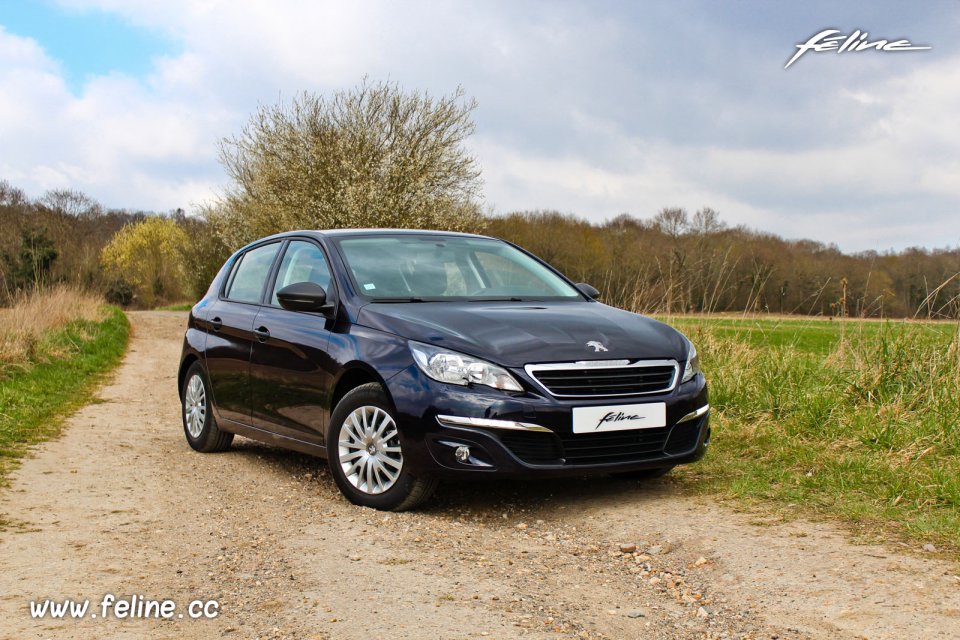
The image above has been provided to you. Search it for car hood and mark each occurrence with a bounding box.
[355,301,688,367]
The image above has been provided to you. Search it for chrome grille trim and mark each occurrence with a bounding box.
[436,414,552,432]
[524,359,680,398]
[677,404,710,424]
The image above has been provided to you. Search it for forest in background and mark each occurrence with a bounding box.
[2,178,958,319]
[0,180,220,308]
[486,209,960,319]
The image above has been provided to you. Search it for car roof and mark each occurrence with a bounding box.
[233,228,501,257]
[258,228,495,242]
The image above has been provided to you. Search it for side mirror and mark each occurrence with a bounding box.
[576,283,600,299]
[276,282,334,315]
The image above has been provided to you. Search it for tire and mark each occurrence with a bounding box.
[611,466,674,480]
[327,382,437,511]
[181,362,234,453]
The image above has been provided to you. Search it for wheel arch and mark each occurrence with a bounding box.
[330,363,393,414]
[178,354,200,400]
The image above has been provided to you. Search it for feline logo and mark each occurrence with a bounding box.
[586,341,608,352]
[595,411,643,430]
[785,29,931,69]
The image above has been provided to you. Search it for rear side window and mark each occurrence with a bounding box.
[224,243,281,303]
[270,240,333,306]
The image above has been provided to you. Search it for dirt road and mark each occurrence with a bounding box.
[1,311,958,639]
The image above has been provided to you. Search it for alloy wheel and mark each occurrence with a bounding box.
[184,374,206,438]
[338,405,403,494]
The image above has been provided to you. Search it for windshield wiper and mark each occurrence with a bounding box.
[467,297,531,302]
[369,297,427,303]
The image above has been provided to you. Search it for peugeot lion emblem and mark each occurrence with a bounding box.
[586,341,608,353]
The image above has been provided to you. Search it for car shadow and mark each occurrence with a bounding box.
[222,436,686,517]
[429,475,684,518]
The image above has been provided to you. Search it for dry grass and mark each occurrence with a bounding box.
[0,304,128,482]
[0,287,105,370]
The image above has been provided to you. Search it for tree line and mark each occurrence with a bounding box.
[0,181,224,307]
[3,177,956,318]
[487,209,960,319]
[2,79,957,318]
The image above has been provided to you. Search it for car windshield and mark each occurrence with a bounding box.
[334,235,583,301]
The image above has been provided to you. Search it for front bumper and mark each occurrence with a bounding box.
[385,363,710,480]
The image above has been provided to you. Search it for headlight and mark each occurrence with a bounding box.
[409,341,523,392]
[681,341,701,383]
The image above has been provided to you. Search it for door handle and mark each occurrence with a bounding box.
[210,316,222,332]
[254,326,270,342]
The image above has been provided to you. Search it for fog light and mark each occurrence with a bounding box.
[454,446,471,463]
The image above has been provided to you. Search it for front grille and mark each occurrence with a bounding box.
[498,431,563,463]
[559,428,670,464]
[525,361,677,397]
[498,426,679,465]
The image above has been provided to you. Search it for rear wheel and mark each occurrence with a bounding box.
[181,362,233,453]
[327,383,437,511]
[611,466,674,480]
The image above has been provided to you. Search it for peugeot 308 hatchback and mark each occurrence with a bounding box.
[178,230,709,510]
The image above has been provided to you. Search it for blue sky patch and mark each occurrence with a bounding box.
[0,1,174,93]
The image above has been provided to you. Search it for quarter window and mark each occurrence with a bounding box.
[224,243,281,304]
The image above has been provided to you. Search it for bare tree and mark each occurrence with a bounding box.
[651,208,689,312]
[0,179,28,207]
[653,207,689,239]
[691,207,725,235]
[40,188,103,219]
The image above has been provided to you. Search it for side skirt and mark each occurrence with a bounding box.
[218,418,328,458]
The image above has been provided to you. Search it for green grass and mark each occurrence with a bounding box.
[0,306,129,483]
[660,315,960,551]
[667,315,957,354]
[155,302,194,311]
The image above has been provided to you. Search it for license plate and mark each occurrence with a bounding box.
[572,403,667,434]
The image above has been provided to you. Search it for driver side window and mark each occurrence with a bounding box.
[270,240,332,306]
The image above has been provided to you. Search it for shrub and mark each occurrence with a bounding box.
[100,217,189,307]
[210,79,485,248]
[104,278,134,307]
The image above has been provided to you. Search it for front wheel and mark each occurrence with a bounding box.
[327,383,437,511]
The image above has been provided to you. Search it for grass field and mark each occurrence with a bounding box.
[155,302,195,311]
[661,314,960,551]
[0,290,129,484]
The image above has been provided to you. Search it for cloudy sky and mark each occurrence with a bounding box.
[1,1,957,252]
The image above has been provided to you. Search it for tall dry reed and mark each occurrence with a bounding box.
[0,287,105,368]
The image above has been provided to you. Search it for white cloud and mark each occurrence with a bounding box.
[0,22,231,211]
[0,1,957,251]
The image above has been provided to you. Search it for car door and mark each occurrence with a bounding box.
[249,239,338,445]
[203,241,282,427]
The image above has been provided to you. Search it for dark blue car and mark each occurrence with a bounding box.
[179,230,709,510]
